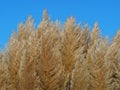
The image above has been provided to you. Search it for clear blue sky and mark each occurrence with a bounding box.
[0,0,120,50]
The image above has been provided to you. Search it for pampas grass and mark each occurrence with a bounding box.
[0,10,120,90]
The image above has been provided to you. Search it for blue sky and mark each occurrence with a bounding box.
[0,0,120,50]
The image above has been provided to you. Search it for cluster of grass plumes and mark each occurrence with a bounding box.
[0,10,120,90]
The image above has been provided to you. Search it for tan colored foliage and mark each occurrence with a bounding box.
[0,10,120,90]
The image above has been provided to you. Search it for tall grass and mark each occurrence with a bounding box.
[0,10,120,90]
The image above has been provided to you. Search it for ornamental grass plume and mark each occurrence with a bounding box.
[105,30,120,90]
[0,52,5,90]
[0,10,120,90]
